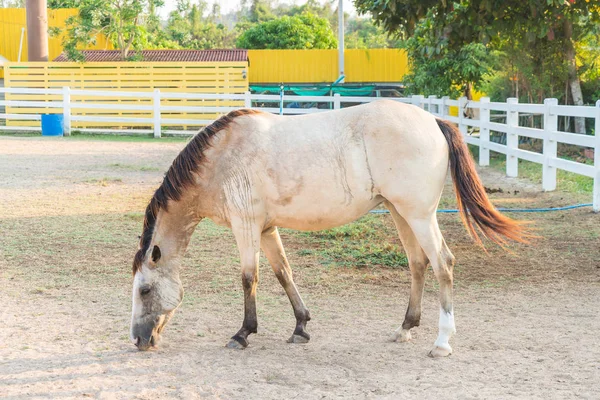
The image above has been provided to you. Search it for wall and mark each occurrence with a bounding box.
[248,48,408,84]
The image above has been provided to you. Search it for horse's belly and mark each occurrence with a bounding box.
[267,192,382,231]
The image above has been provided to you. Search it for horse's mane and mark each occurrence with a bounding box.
[132,108,262,275]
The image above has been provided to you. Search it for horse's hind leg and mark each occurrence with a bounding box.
[261,226,311,343]
[399,211,456,357]
[384,201,429,343]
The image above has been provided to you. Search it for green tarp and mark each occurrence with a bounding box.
[250,85,376,97]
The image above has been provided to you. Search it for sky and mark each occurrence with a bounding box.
[157,0,358,19]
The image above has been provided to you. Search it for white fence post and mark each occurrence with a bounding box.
[593,100,600,212]
[479,97,490,166]
[458,96,467,135]
[244,91,252,108]
[153,89,161,138]
[441,96,450,119]
[543,98,558,191]
[428,95,437,114]
[506,97,519,177]
[412,95,425,109]
[333,93,341,110]
[62,86,71,136]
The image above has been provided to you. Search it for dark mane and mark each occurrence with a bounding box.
[132,108,262,274]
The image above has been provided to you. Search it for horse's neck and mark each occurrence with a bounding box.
[153,200,201,264]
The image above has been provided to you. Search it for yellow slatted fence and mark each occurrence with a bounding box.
[4,61,248,129]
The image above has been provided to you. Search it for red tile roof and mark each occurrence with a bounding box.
[53,49,248,62]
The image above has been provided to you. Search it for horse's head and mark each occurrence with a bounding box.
[130,244,183,351]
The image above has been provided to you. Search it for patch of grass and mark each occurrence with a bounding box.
[82,177,123,186]
[288,215,408,269]
[468,145,593,194]
[108,163,160,172]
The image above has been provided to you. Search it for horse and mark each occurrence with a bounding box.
[130,100,528,357]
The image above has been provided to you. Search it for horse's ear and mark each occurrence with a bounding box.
[151,245,161,263]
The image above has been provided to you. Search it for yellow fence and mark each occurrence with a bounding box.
[248,48,408,84]
[4,61,248,128]
[0,8,111,78]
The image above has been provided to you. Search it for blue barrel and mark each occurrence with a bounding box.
[41,114,64,136]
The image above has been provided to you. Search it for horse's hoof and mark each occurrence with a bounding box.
[428,345,452,358]
[391,329,411,343]
[287,334,309,344]
[226,336,248,350]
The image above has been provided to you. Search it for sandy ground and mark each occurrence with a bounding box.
[1,136,599,399]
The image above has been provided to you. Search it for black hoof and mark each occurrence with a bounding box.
[226,335,248,349]
[287,329,310,344]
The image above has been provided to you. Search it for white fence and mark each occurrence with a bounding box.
[0,87,598,211]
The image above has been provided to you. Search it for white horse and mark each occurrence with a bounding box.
[130,100,527,357]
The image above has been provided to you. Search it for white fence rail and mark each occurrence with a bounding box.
[0,87,598,211]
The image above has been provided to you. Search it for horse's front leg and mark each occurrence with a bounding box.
[261,226,311,344]
[226,221,262,349]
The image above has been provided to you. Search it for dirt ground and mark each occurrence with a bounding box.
[1,136,599,399]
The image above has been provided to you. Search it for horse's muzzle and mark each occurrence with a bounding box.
[131,321,158,351]
[134,334,157,351]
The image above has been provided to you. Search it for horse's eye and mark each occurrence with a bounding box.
[140,287,151,296]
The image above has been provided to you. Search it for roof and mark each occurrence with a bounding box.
[53,49,248,63]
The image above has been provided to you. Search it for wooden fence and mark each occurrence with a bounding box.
[2,62,249,128]
[0,87,598,211]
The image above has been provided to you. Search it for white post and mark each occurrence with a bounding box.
[479,97,490,166]
[441,96,450,119]
[458,96,468,135]
[244,91,252,108]
[153,89,161,138]
[593,100,600,212]
[62,86,71,136]
[412,95,425,109]
[333,93,341,110]
[428,95,437,114]
[506,97,519,177]
[542,98,558,191]
[337,0,344,81]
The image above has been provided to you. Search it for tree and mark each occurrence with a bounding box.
[356,0,600,132]
[345,17,400,49]
[59,0,164,61]
[399,8,494,99]
[165,0,237,49]
[236,12,337,50]
[248,0,273,23]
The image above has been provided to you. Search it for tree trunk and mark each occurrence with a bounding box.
[564,19,586,134]
[464,82,473,100]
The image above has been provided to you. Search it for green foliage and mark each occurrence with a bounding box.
[48,0,79,7]
[236,12,337,50]
[59,0,164,61]
[345,18,400,49]
[298,215,408,269]
[164,0,237,49]
[357,0,600,103]
[402,9,494,98]
[248,0,273,23]
[356,0,600,48]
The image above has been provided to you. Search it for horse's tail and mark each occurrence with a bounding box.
[436,119,530,246]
